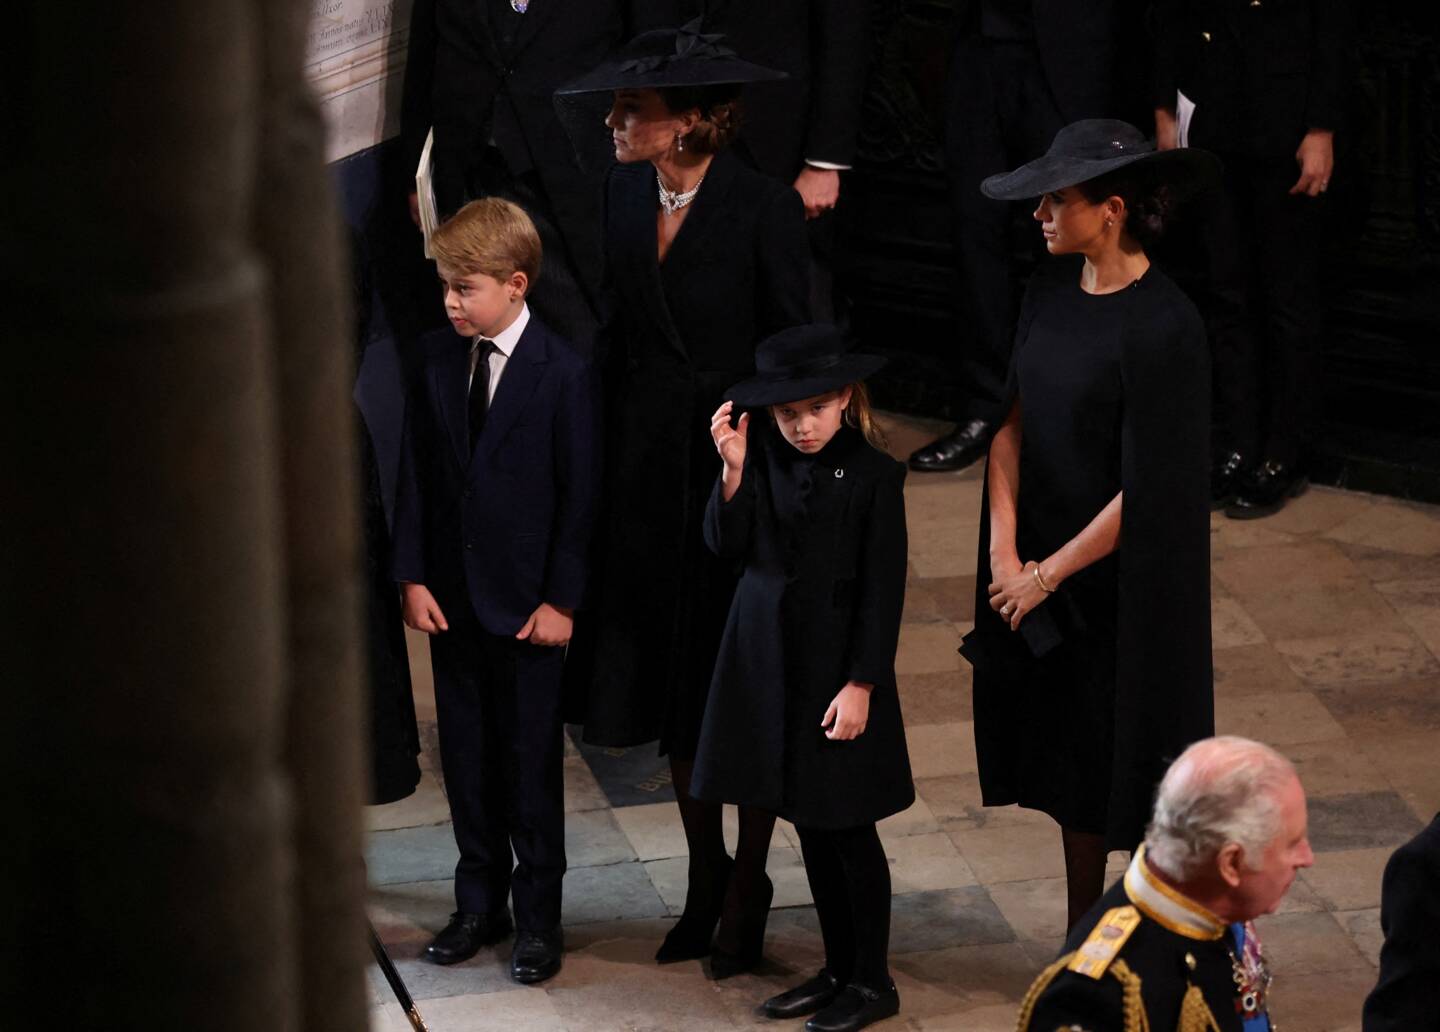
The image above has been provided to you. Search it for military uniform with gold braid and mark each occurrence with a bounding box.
[1018,846,1268,1032]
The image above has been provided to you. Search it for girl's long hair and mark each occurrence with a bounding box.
[845,381,887,450]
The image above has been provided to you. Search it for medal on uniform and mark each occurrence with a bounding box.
[510,0,528,11]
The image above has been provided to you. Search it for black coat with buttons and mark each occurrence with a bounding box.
[1150,0,1353,157]
[690,422,914,829]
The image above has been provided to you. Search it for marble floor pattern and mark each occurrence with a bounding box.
[365,413,1440,1032]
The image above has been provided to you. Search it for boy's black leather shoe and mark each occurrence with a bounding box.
[510,927,563,984]
[804,982,900,1032]
[425,909,514,965]
[763,969,841,1018]
[1210,450,1249,510]
[908,419,991,472]
[1225,459,1307,520]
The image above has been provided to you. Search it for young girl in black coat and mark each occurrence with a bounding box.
[693,324,914,1032]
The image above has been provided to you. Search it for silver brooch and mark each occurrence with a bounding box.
[510,0,528,11]
[834,468,845,479]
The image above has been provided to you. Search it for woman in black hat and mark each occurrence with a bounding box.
[696,324,912,1032]
[556,22,812,972]
[961,119,1217,927]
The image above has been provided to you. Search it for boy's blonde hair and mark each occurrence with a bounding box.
[430,197,542,287]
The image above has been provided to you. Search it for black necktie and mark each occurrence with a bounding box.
[468,339,496,452]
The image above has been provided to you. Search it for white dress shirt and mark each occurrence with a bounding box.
[468,302,530,403]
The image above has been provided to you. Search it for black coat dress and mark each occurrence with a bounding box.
[564,151,811,752]
[965,257,1213,850]
[691,424,914,829]
[1363,813,1440,1031]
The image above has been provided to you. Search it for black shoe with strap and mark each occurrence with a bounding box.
[425,909,513,965]
[1225,459,1308,520]
[804,982,901,1032]
[763,969,842,1019]
[907,419,992,472]
[510,926,563,984]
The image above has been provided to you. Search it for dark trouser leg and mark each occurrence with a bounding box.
[1203,156,1264,460]
[492,635,567,931]
[1253,160,1325,466]
[429,620,513,916]
[797,826,857,982]
[1060,827,1107,930]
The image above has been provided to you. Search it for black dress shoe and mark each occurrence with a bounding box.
[510,927,563,984]
[1211,450,1250,510]
[656,853,734,963]
[908,419,992,472]
[763,969,841,1018]
[804,982,900,1032]
[1225,459,1308,520]
[425,909,513,965]
[709,870,774,979]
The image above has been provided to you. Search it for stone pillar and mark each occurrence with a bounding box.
[1,2,365,1028]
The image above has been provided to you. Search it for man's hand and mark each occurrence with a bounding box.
[407,191,422,229]
[793,166,841,219]
[1154,107,1179,151]
[401,582,448,634]
[517,603,574,646]
[822,681,873,740]
[1290,129,1334,197]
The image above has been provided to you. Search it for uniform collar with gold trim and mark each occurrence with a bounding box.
[1123,845,1226,941]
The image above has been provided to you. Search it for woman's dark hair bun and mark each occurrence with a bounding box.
[1078,167,1176,248]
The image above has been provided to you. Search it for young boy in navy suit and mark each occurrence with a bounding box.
[392,198,600,984]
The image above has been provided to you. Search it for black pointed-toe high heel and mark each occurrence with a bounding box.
[708,870,774,979]
[656,853,734,963]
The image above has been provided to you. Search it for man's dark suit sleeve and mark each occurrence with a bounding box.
[543,358,602,609]
[391,400,428,585]
[1304,0,1351,133]
[399,0,438,183]
[1148,0,1181,112]
[1363,827,1440,1031]
[804,0,871,166]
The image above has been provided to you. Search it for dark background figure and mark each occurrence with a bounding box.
[908,0,1126,473]
[399,0,680,350]
[1363,812,1440,1030]
[1152,0,1353,518]
[678,0,872,320]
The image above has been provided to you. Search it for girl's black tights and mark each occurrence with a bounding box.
[795,822,892,989]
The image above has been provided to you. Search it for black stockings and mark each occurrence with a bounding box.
[796,823,892,988]
[669,757,775,937]
[1061,827,1107,930]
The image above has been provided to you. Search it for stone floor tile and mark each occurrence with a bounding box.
[950,821,1065,884]
[365,947,517,1004]
[564,859,669,925]
[896,622,964,676]
[565,809,637,869]
[1266,967,1377,1032]
[1242,584,1404,643]
[902,578,949,625]
[907,721,978,779]
[366,773,452,832]
[1275,873,1329,914]
[1332,908,1384,967]
[898,669,973,724]
[1213,540,1368,603]
[1325,498,1440,557]
[1213,595,1268,649]
[888,942,1037,1019]
[1282,739,1391,798]
[644,846,811,915]
[1373,577,1440,658]
[377,989,566,1032]
[563,754,610,814]
[1254,911,1373,975]
[1352,732,1440,821]
[1210,515,1300,552]
[1257,486,1378,537]
[887,832,979,893]
[1315,677,1440,739]
[1299,848,1392,910]
[366,823,459,887]
[984,877,1068,942]
[917,773,1051,833]
[920,575,980,625]
[1275,628,1440,686]
[910,536,981,580]
[879,794,943,839]
[1306,792,1424,854]
[1336,541,1440,584]
[915,1000,1032,1031]
[1213,643,1308,697]
[877,411,952,460]
[1214,690,1347,745]
[369,879,455,948]
[612,801,688,862]
[890,885,1016,953]
[404,627,438,724]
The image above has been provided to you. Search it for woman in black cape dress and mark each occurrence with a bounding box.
[962,120,1216,928]
[555,25,811,972]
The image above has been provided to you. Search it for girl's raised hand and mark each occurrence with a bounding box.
[710,400,749,472]
[822,681,873,740]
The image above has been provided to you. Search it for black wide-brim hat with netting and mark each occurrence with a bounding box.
[725,324,886,408]
[554,17,786,95]
[981,119,1220,200]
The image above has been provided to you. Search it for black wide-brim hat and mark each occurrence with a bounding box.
[726,324,886,408]
[555,17,785,95]
[981,119,1220,200]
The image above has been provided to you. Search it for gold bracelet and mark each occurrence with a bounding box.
[1032,564,1055,593]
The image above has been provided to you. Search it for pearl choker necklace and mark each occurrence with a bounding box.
[658,173,705,216]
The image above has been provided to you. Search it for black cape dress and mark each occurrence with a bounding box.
[692,423,914,829]
[965,256,1213,850]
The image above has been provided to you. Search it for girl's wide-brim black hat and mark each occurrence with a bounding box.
[981,119,1220,200]
[726,324,886,408]
[555,18,785,95]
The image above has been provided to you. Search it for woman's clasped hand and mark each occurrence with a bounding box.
[987,560,1053,631]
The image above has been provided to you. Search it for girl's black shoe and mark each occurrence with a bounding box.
[804,982,900,1032]
[763,969,841,1018]
[708,870,774,979]
[655,853,733,963]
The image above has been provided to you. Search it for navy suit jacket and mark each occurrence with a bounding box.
[392,315,600,637]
